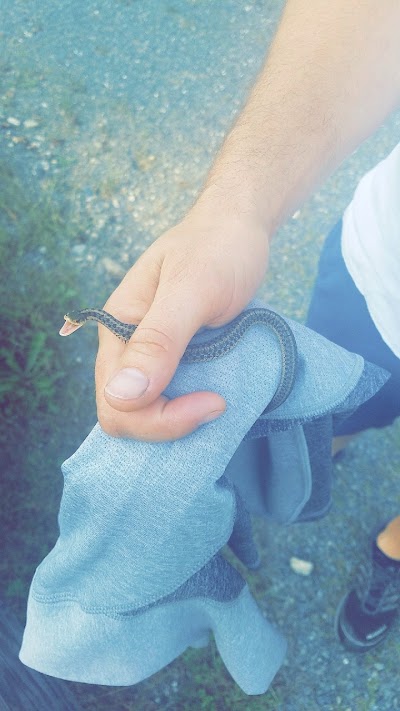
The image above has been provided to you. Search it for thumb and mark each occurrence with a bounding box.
[102,290,225,416]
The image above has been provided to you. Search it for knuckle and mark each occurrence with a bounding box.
[102,298,148,325]
[130,326,175,359]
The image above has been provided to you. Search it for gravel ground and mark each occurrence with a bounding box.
[1,1,400,709]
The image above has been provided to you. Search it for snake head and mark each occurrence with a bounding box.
[59,311,85,337]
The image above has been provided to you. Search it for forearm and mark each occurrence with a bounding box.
[196,0,400,235]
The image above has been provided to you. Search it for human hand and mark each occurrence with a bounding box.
[95,206,269,441]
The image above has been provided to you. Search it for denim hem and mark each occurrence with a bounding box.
[246,357,389,439]
[20,585,287,695]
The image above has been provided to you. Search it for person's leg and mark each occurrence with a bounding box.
[334,519,400,652]
[332,433,358,457]
[377,516,400,560]
[306,219,400,650]
[306,219,400,436]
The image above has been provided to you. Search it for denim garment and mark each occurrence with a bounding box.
[307,219,400,432]
[20,300,388,695]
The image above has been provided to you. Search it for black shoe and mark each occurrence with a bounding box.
[335,540,400,652]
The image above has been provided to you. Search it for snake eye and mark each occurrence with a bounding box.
[64,310,81,325]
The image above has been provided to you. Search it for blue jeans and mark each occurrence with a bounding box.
[307,220,400,433]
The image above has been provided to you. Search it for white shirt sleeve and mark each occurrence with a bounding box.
[342,142,400,358]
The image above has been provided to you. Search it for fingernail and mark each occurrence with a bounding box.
[199,410,224,425]
[105,368,149,400]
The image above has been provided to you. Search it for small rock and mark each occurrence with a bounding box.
[289,556,314,576]
[101,257,125,277]
[24,118,40,129]
[7,116,21,126]
[71,244,86,256]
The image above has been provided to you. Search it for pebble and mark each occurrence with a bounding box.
[24,118,40,128]
[289,557,314,576]
[6,116,20,126]
[71,244,86,256]
[101,257,125,277]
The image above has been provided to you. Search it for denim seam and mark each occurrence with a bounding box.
[32,489,239,613]
[30,584,251,620]
[255,356,364,431]
[105,585,249,620]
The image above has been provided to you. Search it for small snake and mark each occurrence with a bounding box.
[60,307,297,413]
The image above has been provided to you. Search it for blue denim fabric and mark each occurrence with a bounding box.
[307,219,400,432]
[19,300,389,695]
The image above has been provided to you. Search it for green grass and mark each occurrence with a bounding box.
[0,163,80,439]
[0,162,87,617]
[70,640,285,711]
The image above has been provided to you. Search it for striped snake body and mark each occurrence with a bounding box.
[62,307,297,413]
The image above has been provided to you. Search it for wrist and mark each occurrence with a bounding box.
[190,182,274,242]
